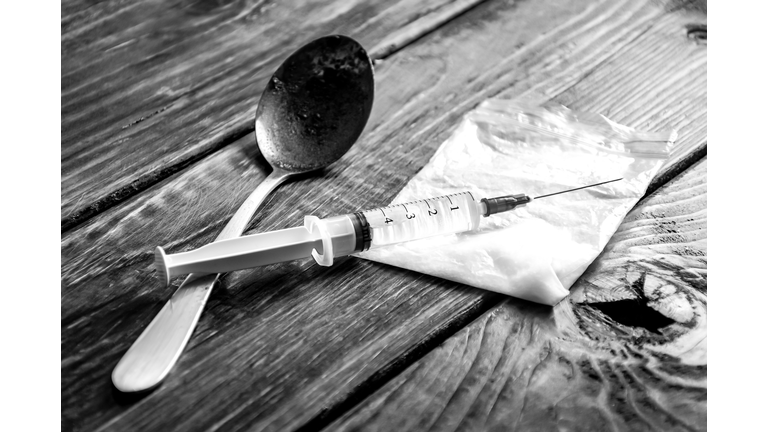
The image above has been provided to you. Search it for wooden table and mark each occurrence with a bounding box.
[61,0,707,430]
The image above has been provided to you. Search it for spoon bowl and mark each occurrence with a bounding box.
[256,35,374,173]
[112,35,374,393]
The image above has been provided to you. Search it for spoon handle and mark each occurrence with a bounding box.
[112,168,293,393]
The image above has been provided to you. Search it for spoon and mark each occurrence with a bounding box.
[112,35,375,393]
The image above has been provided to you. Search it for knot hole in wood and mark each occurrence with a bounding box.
[685,24,707,45]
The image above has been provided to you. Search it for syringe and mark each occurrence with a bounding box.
[154,178,621,287]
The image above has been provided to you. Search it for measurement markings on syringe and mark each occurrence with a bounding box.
[374,192,478,223]
[402,204,415,220]
[446,195,459,211]
[379,208,394,224]
[425,200,438,216]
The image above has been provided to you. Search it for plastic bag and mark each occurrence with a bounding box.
[356,98,675,305]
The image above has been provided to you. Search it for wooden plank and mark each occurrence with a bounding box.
[329,158,707,432]
[60,0,488,229]
[61,0,706,430]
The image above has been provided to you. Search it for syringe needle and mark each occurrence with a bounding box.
[534,178,622,200]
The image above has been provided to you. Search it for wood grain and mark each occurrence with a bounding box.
[61,0,488,230]
[329,159,707,432]
[61,0,706,430]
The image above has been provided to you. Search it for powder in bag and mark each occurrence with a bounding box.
[356,98,675,305]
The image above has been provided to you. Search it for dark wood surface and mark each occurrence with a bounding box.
[330,159,707,432]
[61,0,707,430]
[61,0,487,230]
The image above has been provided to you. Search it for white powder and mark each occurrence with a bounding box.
[357,99,673,305]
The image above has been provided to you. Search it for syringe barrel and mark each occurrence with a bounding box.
[308,192,484,266]
[355,192,483,250]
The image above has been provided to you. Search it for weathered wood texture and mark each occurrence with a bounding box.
[61,0,487,229]
[329,158,706,432]
[61,0,706,430]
